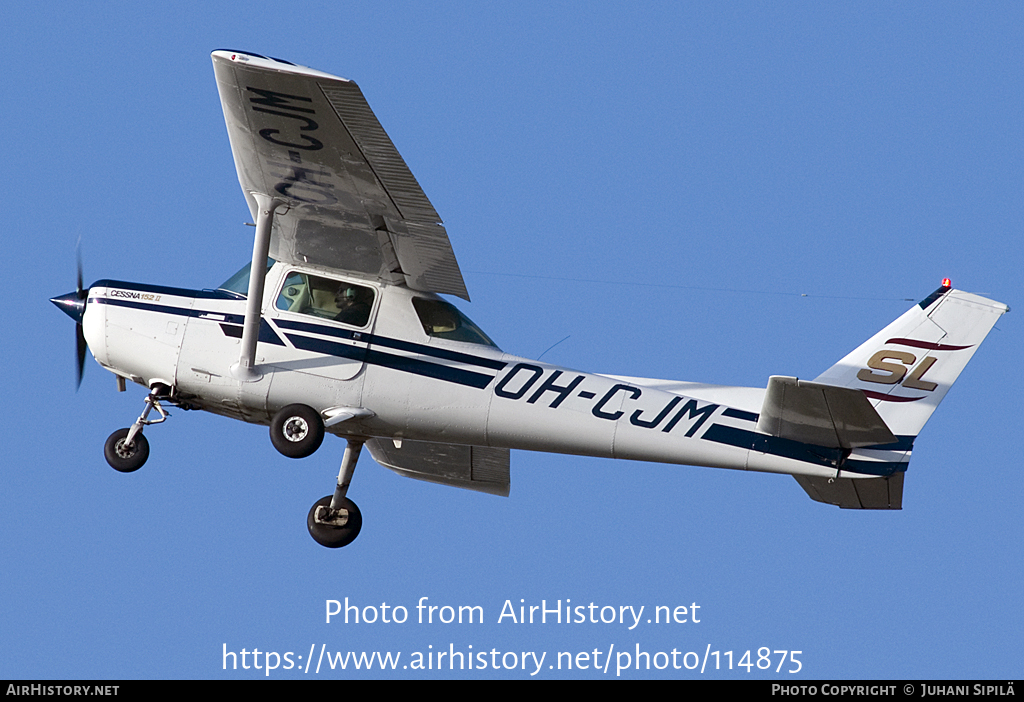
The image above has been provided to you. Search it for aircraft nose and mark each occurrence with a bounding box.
[51,291,86,324]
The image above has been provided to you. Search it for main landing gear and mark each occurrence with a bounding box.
[103,385,172,472]
[268,403,365,548]
[270,403,325,459]
[307,439,364,548]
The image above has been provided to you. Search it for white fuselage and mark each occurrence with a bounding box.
[82,263,908,482]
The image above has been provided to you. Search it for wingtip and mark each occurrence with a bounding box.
[211,50,350,82]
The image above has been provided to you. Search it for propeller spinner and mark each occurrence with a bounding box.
[50,251,89,388]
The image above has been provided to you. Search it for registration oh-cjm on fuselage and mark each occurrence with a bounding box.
[51,50,1009,548]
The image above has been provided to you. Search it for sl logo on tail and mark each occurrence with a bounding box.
[856,338,973,397]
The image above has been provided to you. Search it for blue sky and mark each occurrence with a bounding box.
[2,1,1021,679]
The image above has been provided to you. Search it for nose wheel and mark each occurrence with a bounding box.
[308,439,364,548]
[103,386,171,472]
[104,428,150,473]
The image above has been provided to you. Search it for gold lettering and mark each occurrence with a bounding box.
[856,351,916,385]
[903,356,938,391]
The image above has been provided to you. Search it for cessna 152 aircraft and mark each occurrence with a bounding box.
[51,51,1008,548]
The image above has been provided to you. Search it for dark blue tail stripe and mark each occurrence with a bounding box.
[701,424,912,476]
[722,407,759,422]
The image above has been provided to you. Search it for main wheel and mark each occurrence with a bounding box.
[307,495,362,548]
[104,428,150,473]
[270,404,325,459]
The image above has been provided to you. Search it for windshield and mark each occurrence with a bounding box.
[218,258,276,296]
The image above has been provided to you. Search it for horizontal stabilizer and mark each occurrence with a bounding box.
[367,439,510,496]
[757,376,897,449]
[794,473,904,510]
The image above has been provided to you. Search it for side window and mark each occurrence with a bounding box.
[412,298,497,347]
[276,272,375,328]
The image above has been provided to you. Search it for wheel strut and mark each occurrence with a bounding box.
[104,385,171,473]
[331,440,362,509]
[124,386,170,447]
[316,439,363,527]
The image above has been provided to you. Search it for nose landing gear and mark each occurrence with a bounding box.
[103,385,172,472]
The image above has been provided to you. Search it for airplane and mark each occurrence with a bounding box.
[51,51,1009,548]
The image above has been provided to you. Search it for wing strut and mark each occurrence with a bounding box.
[231,193,284,381]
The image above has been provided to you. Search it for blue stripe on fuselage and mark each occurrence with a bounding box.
[93,290,503,389]
[272,318,506,371]
[91,296,284,345]
[91,280,242,300]
[285,333,495,388]
[700,423,913,476]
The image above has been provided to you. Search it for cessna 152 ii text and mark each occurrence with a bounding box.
[51,51,1009,548]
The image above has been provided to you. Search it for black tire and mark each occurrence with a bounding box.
[270,404,325,459]
[307,495,362,548]
[104,428,150,473]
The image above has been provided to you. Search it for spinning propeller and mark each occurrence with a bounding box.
[50,247,89,388]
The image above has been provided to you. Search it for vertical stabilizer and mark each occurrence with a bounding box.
[813,284,1008,438]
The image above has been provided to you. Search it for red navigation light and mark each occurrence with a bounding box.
[942,278,952,288]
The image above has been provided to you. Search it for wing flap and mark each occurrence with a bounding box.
[757,376,897,449]
[211,51,468,299]
[367,438,510,496]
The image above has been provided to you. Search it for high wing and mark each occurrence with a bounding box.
[211,50,469,300]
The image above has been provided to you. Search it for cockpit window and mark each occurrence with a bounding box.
[412,298,497,347]
[276,272,375,328]
[218,258,276,296]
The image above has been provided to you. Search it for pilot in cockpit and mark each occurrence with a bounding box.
[334,285,372,326]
